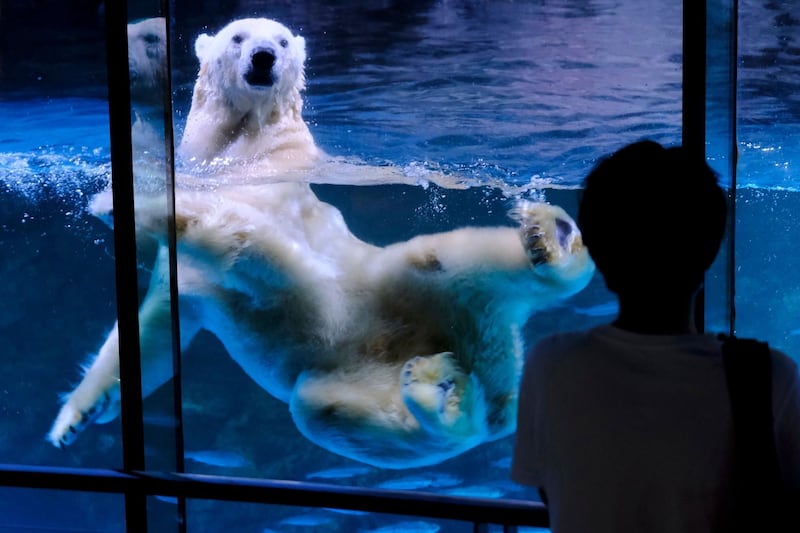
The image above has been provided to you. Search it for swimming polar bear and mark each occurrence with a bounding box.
[176,17,320,173]
[47,17,595,468]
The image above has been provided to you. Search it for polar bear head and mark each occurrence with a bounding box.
[193,18,306,117]
[128,17,168,106]
[178,18,318,169]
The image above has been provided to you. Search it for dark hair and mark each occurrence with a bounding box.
[577,140,727,296]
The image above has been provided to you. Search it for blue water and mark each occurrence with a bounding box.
[1,0,798,531]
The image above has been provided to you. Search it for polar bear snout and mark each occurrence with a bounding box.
[244,48,276,87]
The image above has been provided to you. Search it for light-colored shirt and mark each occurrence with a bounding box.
[511,324,800,533]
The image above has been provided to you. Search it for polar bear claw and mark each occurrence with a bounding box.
[401,352,470,430]
[48,391,112,449]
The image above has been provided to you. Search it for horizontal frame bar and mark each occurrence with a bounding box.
[0,464,548,528]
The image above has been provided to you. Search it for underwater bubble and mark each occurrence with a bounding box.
[0,150,109,207]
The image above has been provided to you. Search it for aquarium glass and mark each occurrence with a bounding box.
[185,499,469,533]
[0,3,119,467]
[164,0,682,493]
[734,0,800,360]
[1,0,685,476]
[705,0,736,333]
[125,2,185,476]
[0,487,124,532]
[19,0,796,529]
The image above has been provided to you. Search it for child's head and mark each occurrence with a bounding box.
[577,140,727,299]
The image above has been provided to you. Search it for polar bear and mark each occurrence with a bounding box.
[177,17,321,175]
[128,17,168,108]
[47,18,595,468]
[126,17,170,173]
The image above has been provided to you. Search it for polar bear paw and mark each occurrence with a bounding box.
[521,223,549,266]
[401,352,483,435]
[510,200,579,266]
[47,391,113,449]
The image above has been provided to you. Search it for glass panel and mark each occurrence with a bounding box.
[735,0,800,360]
[126,2,185,476]
[10,0,683,509]
[0,3,120,467]
[0,487,124,532]
[165,0,682,491]
[705,0,736,334]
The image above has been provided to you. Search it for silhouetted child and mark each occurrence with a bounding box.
[511,140,800,533]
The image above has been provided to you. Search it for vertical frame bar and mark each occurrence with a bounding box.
[104,0,148,529]
[683,1,708,156]
[683,0,708,332]
[704,0,739,336]
[724,0,738,337]
[157,1,188,530]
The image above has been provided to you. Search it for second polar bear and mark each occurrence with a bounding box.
[48,18,595,468]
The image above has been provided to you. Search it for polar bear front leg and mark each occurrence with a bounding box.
[48,247,200,448]
[48,298,177,448]
[47,326,123,448]
[401,352,488,440]
[510,200,594,289]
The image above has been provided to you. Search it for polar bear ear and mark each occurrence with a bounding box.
[194,33,214,63]
[294,35,307,65]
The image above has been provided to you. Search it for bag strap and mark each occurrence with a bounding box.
[720,335,800,533]
[719,335,782,500]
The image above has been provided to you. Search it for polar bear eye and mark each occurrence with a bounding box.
[279,38,289,48]
[232,34,244,44]
[143,33,160,45]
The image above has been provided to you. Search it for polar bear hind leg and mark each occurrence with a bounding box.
[289,353,488,468]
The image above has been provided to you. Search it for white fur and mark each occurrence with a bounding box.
[127,17,171,181]
[177,18,321,173]
[48,18,595,468]
[128,17,168,106]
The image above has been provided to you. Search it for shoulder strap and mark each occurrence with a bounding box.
[720,334,782,487]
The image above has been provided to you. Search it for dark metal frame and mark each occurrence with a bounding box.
[0,464,548,531]
[683,0,709,334]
